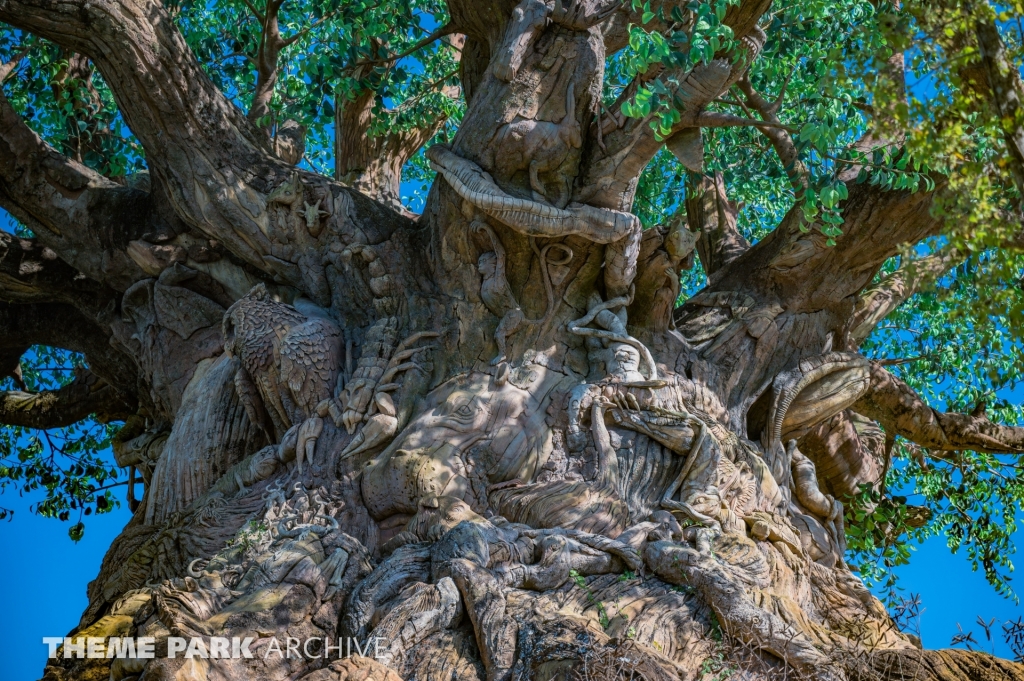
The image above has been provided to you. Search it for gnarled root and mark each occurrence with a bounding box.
[646,540,844,681]
[449,557,518,681]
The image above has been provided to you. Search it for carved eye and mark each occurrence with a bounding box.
[455,404,474,417]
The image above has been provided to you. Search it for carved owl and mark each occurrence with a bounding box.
[222,284,342,442]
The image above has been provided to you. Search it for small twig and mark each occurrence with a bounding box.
[282,8,344,47]
[0,46,30,84]
[349,22,456,71]
[696,111,797,131]
[238,0,266,24]
[88,480,128,493]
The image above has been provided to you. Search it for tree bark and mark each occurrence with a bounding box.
[1,1,1021,680]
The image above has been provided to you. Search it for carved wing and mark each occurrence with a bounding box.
[234,366,273,441]
[278,317,343,419]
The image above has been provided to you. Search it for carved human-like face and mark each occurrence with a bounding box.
[477,252,497,277]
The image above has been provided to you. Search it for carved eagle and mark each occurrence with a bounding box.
[222,284,342,442]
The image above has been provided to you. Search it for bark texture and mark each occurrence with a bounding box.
[0,1,1021,680]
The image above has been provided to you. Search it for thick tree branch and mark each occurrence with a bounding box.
[685,171,750,283]
[1,0,412,302]
[854,362,1024,455]
[577,15,769,210]
[0,46,27,82]
[0,230,119,314]
[700,179,944,316]
[242,0,308,163]
[49,51,124,173]
[837,49,907,184]
[0,0,275,264]
[0,302,137,400]
[248,0,285,125]
[672,180,943,415]
[0,87,173,290]
[975,18,1024,199]
[737,74,809,198]
[0,0,271,164]
[848,245,963,346]
[0,367,133,428]
[335,36,463,211]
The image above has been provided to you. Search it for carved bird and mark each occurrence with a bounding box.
[223,285,342,473]
[279,315,342,421]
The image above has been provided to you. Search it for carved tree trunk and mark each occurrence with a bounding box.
[2,1,1023,680]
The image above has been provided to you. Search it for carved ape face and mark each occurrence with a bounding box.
[478,252,498,277]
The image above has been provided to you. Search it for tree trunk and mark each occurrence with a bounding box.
[0,1,1021,680]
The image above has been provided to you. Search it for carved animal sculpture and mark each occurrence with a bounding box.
[472,220,569,365]
[493,0,620,82]
[265,173,333,306]
[428,143,641,297]
[475,221,526,364]
[266,171,303,206]
[302,198,329,237]
[489,81,582,207]
[760,352,873,485]
[222,285,342,471]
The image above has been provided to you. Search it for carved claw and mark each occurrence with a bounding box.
[278,424,299,463]
[340,378,377,434]
[340,413,398,459]
[327,396,346,428]
[295,416,324,474]
[342,408,361,434]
